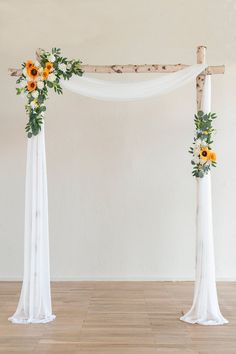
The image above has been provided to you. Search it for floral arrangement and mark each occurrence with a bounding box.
[189,111,217,178]
[16,48,83,138]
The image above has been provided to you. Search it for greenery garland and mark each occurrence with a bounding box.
[16,48,83,138]
[189,111,217,178]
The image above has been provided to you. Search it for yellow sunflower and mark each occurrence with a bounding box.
[200,147,210,161]
[27,81,37,92]
[26,60,34,70]
[42,68,49,80]
[45,62,53,72]
[27,66,39,80]
[210,151,217,162]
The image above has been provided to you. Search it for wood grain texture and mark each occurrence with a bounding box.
[8,65,224,77]
[196,46,206,111]
[0,281,235,353]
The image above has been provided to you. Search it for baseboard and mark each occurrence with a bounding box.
[0,276,236,282]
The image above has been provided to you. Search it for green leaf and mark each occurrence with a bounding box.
[16,87,23,95]
[38,95,44,104]
[47,81,53,88]
[39,105,46,113]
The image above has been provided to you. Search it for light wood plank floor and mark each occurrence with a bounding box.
[0,281,235,353]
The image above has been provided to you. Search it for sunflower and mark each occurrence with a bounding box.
[45,62,53,72]
[27,81,37,92]
[27,66,39,79]
[26,60,34,70]
[200,147,210,161]
[210,151,217,162]
[42,68,49,80]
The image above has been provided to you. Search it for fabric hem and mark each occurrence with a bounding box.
[180,315,228,326]
[8,314,56,324]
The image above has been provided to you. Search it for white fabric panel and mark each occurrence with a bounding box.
[10,64,224,325]
[9,125,55,324]
[61,64,207,101]
[180,76,228,325]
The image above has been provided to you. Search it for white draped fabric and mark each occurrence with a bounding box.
[9,125,55,324]
[61,64,207,101]
[9,64,227,325]
[180,76,228,325]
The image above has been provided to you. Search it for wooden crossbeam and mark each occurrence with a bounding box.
[8,63,224,77]
[80,64,224,74]
[8,46,224,77]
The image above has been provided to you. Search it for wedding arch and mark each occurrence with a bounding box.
[8,46,228,325]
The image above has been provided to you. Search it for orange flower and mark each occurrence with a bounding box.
[210,151,217,162]
[27,66,38,79]
[42,68,49,80]
[45,62,53,72]
[27,81,37,92]
[26,60,34,69]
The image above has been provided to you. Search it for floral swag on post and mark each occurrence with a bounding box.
[189,111,217,178]
[16,48,84,138]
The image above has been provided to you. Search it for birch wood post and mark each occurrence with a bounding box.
[180,46,228,325]
[196,46,206,110]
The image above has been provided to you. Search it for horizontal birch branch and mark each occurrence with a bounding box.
[8,64,225,77]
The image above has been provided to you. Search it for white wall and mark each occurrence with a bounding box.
[0,0,236,280]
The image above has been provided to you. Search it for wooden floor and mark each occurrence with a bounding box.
[0,282,235,354]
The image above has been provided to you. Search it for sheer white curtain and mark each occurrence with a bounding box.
[180,76,228,325]
[11,64,226,325]
[61,64,207,101]
[9,124,55,324]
